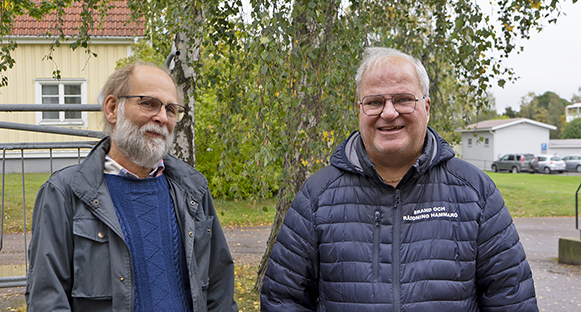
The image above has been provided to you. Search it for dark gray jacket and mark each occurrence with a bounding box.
[26,137,237,312]
[261,128,538,311]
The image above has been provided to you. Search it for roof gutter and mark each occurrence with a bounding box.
[2,36,142,45]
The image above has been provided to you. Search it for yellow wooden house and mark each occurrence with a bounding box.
[0,1,143,172]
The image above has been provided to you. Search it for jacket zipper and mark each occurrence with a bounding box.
[373,210,381,280]
[393,190,402,311]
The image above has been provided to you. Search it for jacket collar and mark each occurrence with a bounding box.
[331,127,455,183]
[71,137,208,204]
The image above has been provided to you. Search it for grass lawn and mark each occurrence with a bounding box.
[1,173,50,233]
[486,172,581,218]
[0,173,276,233]
[235,264,261,311]
[214,197,276,228]
[2,172,578,233]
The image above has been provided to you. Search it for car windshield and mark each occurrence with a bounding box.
[551,156,562,161]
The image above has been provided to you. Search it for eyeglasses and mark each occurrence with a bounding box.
[119,95,186,122]
[359,93,426,116]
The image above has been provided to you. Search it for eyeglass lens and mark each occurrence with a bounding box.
[361,93,417,115]
[138,96,185,122]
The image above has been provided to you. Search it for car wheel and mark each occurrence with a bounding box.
[543,167,551,174]
[577,165,581,173]
[511,166,519,174]
[492,165,498,172]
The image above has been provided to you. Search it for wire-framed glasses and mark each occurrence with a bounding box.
[359,93,426,116]
[119,95,186,122]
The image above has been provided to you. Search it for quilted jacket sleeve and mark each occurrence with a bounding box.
[476,182,538,311]
[261,185,320,311]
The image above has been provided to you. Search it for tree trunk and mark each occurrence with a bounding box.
[169,5,203,168]
[252,0,340,293]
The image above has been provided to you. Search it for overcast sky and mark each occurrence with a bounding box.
[486,1,581,114]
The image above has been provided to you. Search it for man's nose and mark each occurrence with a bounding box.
[151,104,170,124]
[380,98,399,118]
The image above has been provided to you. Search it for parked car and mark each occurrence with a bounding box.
[536,155,566,174]
[562,155,581,173]
[491,153,538,173]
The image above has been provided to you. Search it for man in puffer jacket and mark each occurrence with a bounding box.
[261,47,538,311]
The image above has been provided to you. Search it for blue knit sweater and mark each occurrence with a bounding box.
[105,174,192,312]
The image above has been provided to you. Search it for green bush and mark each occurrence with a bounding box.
[563,118,581,139]
[194,89,280,200]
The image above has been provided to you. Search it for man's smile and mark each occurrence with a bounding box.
[378,125,404,131]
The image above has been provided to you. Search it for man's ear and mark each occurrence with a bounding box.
[103,95,119,126]
[425,96,431,123]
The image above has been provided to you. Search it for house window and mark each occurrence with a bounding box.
[467,138,472,147]
[484,138,489,147]
[35,79,88,126]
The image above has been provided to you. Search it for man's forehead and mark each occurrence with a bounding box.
[127,66,179,97]
[367,56,413,75]
[362,58,417,84]
[129,66,170,85]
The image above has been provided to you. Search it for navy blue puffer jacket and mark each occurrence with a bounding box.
[261,128,538,312]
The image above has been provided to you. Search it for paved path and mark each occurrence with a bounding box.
[1,218,580,311]
[223,225,271,265]
[513,217,581,311]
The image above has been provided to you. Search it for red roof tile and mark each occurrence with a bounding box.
[11,1,144,37]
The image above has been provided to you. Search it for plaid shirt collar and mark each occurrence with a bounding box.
[104,155,165,178]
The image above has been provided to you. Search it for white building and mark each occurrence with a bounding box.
[566,101,581,123]
[548,139,581,157]
[455,118,555,171]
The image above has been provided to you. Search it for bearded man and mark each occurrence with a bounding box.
[26,63,238,312]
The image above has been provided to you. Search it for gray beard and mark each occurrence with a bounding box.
[110,107,174,169]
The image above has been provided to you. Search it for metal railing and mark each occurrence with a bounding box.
[575,184,581,239]
[0,104,102,288]
[456,158,492,171]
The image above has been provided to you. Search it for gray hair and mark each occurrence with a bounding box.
[355,47,430,99]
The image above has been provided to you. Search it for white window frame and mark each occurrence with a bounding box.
[35,78,88,127]
[467,138,472,147]
[484,138,489,147]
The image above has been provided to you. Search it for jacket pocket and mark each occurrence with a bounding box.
[194,216,214,291]
[71,217,113,299]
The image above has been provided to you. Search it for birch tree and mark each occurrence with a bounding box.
[208,0,568,291]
